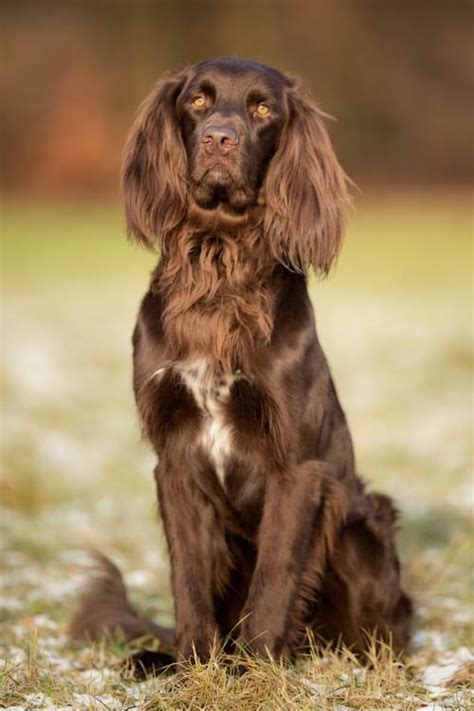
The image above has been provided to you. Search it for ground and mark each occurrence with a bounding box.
[1,192,472,709]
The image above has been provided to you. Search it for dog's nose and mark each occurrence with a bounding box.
[202,125,239,153]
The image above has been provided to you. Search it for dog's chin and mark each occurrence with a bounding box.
[191,168,255,216]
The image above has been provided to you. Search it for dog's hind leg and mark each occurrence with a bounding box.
[310,492,413,657]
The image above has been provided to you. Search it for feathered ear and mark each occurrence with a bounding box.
[121,69,189,248]
[263,78,351,274]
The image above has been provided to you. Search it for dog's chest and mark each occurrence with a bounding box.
[177,360,238,486]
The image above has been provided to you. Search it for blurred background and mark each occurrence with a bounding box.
[0,0,472,702]
[2,0,473,194]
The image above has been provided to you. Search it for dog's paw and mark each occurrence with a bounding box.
[121,649,176,680]
[176,626,220,664]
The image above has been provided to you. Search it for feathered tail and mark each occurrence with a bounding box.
[68,551,174,654]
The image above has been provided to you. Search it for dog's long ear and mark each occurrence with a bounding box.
[264,77,351,274]
[121,69,189,248]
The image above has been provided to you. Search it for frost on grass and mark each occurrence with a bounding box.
[422,647,474,692]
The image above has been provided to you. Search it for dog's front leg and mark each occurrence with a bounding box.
[154,457,223,662]
[239,460,347,658]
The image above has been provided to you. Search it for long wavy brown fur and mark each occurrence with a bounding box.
[121,68,350,371]
[154,221,275,371]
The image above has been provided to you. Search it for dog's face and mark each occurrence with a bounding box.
[177,58,288,214]
[122,56,350,274]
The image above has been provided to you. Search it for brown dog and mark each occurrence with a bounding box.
[70,57,412,671]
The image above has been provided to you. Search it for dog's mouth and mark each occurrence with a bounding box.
[191,165,254,214]
[203,162,234,185]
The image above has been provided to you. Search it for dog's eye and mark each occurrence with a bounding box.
[192,95,206,108]
[255,103,270,117]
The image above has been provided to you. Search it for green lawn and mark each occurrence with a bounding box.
[1,193,472,709]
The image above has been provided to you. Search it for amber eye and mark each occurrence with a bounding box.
[192,95,206,108]
[256,103,270,117]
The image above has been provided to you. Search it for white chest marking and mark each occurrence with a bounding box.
[177,359,240,486]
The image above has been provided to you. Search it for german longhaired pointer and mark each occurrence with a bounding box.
[70,57,412,673]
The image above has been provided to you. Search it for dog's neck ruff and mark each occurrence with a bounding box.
[155,224,276,373]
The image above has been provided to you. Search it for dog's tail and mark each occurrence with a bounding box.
[68,551,174,652]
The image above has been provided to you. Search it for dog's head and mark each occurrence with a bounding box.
[122,57,350,273]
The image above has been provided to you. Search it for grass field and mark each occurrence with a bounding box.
[1,192,472,709]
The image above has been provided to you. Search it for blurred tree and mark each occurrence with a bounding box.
[34,62,118,193]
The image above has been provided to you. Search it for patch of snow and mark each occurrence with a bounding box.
[42,577,82,599]
[0,597,23,611]
[31,614,59,631]
[36,431,106,478]
[2,647,26,665]
[302,678,327,694]
[58,549,94,566]
[451,609,472,625]
[3,334,67,399]
[422,646,474,692]
[72,692,122,710]
[127,569,155,588]
[77,667,119,691]
[412,630,448,653]
[24,693,54,708]
[72,693,100,706]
